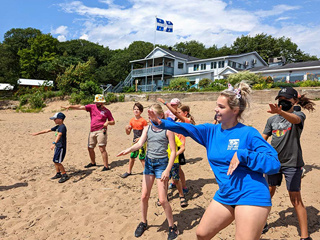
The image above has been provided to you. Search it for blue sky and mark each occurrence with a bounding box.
[1,0,320,57]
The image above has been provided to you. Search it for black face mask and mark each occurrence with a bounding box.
[293,105,301,112]
[278,99,293,111]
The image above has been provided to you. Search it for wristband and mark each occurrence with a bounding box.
[52,142,56,144]
[163,102,167,105]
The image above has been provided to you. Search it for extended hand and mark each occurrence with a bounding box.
[116,148,130,157]
[50,144,55,150]
[148,109,162,125]
[227,152,240,175]
[160,170,169,182]
[61,106,69,112]
[267,103,282,114]
[157,98,165,104]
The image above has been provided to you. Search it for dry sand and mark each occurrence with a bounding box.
[0,99,319,240]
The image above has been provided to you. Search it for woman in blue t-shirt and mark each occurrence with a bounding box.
[148,82,281,240]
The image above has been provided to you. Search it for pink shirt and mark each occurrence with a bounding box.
[85,104,114,132]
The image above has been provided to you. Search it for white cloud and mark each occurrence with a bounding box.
[58,1,320,57]
[57,35,67,42]
[51,25,69,35]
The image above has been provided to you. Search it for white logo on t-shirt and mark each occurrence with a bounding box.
[100,111,105,116]
[227,139,239,150]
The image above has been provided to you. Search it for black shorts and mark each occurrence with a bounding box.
[267,167,302,192]
[53,147,66,163]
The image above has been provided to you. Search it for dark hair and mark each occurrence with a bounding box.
[180,105,196,125]
[296,94,316,112]
[133,102,144,113]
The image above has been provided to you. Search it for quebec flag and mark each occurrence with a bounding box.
[156,18,173,33]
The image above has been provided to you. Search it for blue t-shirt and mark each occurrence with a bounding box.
[51,124,67,149]
[156,120,280,207]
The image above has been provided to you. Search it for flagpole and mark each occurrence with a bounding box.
[152,16,157,91]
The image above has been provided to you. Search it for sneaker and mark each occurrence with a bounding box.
[168,224,179,240]
[262,222,269,234]
[51,172,62,179]
[84,162,96,168]
[300,237,312,240]
[135,221,147,238]
[168,183,176,189]
[58,174,69,183]
[121,172,131,178]
[183,187,189,195]
[102,166,110,171]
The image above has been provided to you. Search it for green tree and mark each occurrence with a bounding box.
[174,40,206,58]
[56,57,97,94]
[18,34,58,79]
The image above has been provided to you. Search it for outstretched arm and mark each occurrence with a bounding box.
[31,129,52,136]
[61,105,86,111]
[117,126,148,156]
[157,98,188,122]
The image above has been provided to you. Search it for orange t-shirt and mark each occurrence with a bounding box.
[129,117,148,141]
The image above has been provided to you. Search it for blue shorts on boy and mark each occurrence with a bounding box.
[51,124,67,163]
[267,166,303,191]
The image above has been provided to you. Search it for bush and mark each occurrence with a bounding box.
[252,83,273,90]
[29,93,45,109]
[272,82,299,88]
[105,93,118,104]
[168,77,189,91]
[19,94,29,107]
[227,71,264,86]
[187,88,199,92]
[118,94,125,102]
[198,78,213,88]
[297,80,320,87]
[122,86,135,93]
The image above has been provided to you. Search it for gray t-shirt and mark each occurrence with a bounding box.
[146,126,168,159]
[263,111,305,167]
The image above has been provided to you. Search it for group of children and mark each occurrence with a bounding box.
[32,86,315,240]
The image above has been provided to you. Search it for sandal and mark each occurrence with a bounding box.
[120,172,131,178]
[180,196,188,208]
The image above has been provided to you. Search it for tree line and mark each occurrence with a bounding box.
[0,27,318,93]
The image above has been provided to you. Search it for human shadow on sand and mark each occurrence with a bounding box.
[153,205,206,234]
[110,158,129,169]
[267,206,320,236]
[169,177,217,201]
[68,168,95,183]
[185,157,203,165]
[303,164,320,176]
[0,182,28,191]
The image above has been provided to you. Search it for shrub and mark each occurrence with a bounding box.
[19,95,29,107]
[272,82,299,88]
[187,88,199,92]
[199,78,213,88]
[118,94,125,102]
[105,93,118,104]
[297,80,320,87]
[29,93,45,109]
[168,77,189,91]
[227,71,263,86]
[122,86,135,93]
[252,83,273,90]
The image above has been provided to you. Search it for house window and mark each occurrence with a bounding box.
[212,62,217,69]
[178,62,184,69]
[167,62,172,67]
[232,62,236,68]
[218,61,224,68]
[201,63,206,70]
[238,63,242,69]
[228,61,232,67]
[194,64,199,71]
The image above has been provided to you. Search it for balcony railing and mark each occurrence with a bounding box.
[132,66,174,77]
[137,84,157,92]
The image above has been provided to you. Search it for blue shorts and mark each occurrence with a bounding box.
[53,147,66,163]
[267,167,302,192]
[143,156,168,179]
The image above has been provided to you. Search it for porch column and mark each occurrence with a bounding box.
[145,61,148,86]
[162,57,164,81]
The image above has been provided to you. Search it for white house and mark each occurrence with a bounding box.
[113,47,267,92]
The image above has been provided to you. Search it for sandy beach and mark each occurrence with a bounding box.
[0,99,319,240]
